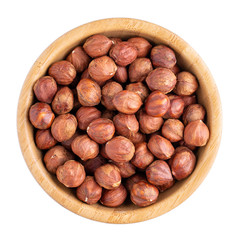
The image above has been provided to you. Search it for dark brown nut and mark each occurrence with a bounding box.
[184,120,210,146]
[101,110,115,120]
[76,176,102,204]
[109,37,122,46]
[48,60,76,85]
[84,155,107,175]
[51,87,74,114]
[87,118,115,144]
[146,68,176,93]
[138,110,163,134]
[112,90,142,114]
[105,136,135,163]
[128,132,146,145]
[127,37,152,57]
[76,106,101,130]
[126,82,149,102]
[35,129,57,150]
[100,144,109,159]
[101,81,123,110]
[181,95,197,107]
[111,161,136,178]
[100,184,127,207]
[113,113,139,138]
[163,94,184,119]
[151,45,176,68]
[83,34,112,58]
[148,135,175,160]
[182,104,206,125]
[71,135,99,161]
[43,146,75,174]
[161,119,184,142]
[174,71,198,96]
[170,146,196,180]
[109,42,138,66]
[178,140,196,151]
[157,179,175,192]
[129,58,153,82]
[131,142,154,169]
[80,68,94,81]
[29,102,55,129]
[51,114,77,142]
[33,76,57,103]
[145,91,170,117]
[125,174,147,191]
[130,181,159,207]
[170,64,181,75]
[61,131,80,150]
[76,78,101,106]
[56,160,85,188]
[66,46,90,72]
[113,65,128,83]
[94,163,121,189]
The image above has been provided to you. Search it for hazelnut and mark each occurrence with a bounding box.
[170,64,181,75]
[130,181,159,207]
[125,173,147,191]
[94,163,121,189]
[182,104,206,125]
[112,90,142,114]
[101,110,115,120]
[43,146,75,174]
[51,87,74,114]
[181,95,197,107]
[163,94,184,119]
[84,155,107,175]
[174,71,198,96]
[76,106,101,130]
[105,136,135,162]
[61,131,80,150]
[76,78,101,106]
[87,118,115,144]
[56,160,85,188]
[146,67,176,94]
[33,76,57,103]
[66,46,90,72]
[109,42,138,66]
[111,161,136,178]
[51,114,77,142]
[157,179,175,192]
[35,129,57,150]
[76,176,102,204]
[48,60,76,85]
[148,135,175,160]
[184,120,210,146]
[129,58,153,82]
[131,142,154,169]
[151,45,176,68]
[80,68,94,81]
[100,184,127,207]
[126,82,149,102]
[71,135,99,161]
[100,144,109,159]
[161,119,184,142]
[109,37,122,46]
[29,102,55,129]
[127,37,152,57]
[83,34,112,58]
[128,132,146,145]
[145,91,170,117]
[113,65,128,83]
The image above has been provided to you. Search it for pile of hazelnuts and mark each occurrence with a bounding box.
[29,34,210,207]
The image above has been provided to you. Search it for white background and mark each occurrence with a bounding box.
[1,0,239,239]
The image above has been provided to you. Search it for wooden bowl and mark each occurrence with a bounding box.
[17,18,222,223]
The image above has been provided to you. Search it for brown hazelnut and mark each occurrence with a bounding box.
[101,81,123,110]
[61,131,80,150]
[66,46,90,72]
[109,37,122,46]
[48,60,76,85]
[178,140,196,151]
[51,87,74,114]
[127,37,152,57]
[151,45,176,68]
[125,173,147,191]
[112,90,142,114]
[145,91,170,117]
[51,114,77,142]
[101,110,115,120]
[76,106,101,130]
[174,71,198,96]
[163,94,184,119]
[111,161,136,178]
[100,184,127,207]
[71,135,99,161]
[146,67,176,93]
[130,181,159,207]
[126,82,149,102]
[33,76,57,103]
[109,42,138,66]
[56,160,85,188]
[84,155,107,175]
[76,176,102,204]
[157,179,175,192]
[181,95,197,107]
[76,78,101,106]
[43,146,75,174]
[83,34,112,58]
[128,132,146,145]
[35,129,57,150]
[87,118,115,144]
[131,142,154,169]
[129,58,153,82]
[105,136,135,162]
[170,64,181,75]
[80,68,94,81]
[29,102,55,129]
[184,120,210,146]
[182,104,206,125]
[161,119,184,142]
[100,144,109,159]
[148,135,175,160]
[94,163,121,189]
[113,65,128,83]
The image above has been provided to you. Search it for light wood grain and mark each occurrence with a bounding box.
[17,18,222,224]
